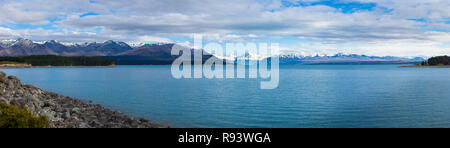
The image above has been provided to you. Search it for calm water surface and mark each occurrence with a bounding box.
[2,65,450,128]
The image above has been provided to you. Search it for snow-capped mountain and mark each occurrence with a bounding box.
[0,38,133,56]
[277,53,424,64]
[0,39,21,48]
[0,38,57,56]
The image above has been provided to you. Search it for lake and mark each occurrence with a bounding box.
[2,65,450,128]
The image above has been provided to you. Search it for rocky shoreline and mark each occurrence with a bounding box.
[0,71,169,128]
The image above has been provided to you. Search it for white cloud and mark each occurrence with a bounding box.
[0,27,20,38]
[134,35,174,43]
[0,0,449,56]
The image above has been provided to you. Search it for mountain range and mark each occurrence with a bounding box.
[0,38,424,65]
[278,53,424,65]
[0,38,133,56]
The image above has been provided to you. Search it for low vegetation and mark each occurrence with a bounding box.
[0,102,49,128]
[0,55,114,66]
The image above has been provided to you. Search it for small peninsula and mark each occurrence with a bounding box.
[402,55,450,68]
[0,55,115,67]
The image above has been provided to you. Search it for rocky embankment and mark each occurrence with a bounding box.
[0,71,169,128]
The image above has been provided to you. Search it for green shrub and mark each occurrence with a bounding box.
[0,102,49,128]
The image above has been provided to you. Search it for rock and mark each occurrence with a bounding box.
[55,105,63,112]
[0,71,6,79]
[62,111,71,119]
[113,110,122,115]
[78,123,90,128]
[7,81,15,89]
[0,97,9,104]
[40,107,57,120]
[44,100,56,108]
[10,96,43,111]
[71,107,81,115]
[139,118,150,123]
[152,123,170,128]
[9,98,23,107]
[7,76,19,81]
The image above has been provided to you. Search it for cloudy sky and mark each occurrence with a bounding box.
[0,0,449,57]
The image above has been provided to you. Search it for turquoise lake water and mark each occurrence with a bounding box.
[2,65,450,128]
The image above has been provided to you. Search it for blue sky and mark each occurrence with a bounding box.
[282,0,378,13]
[0,0,449,57]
